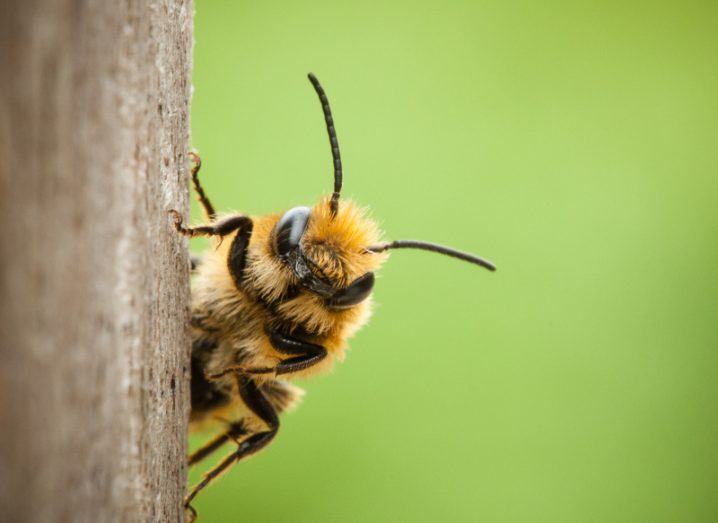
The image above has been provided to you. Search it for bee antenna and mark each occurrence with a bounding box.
[367,240,497,272]
[308,73,342,217]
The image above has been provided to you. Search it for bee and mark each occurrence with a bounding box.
[171,73,496,520]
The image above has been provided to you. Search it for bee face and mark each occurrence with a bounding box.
[269,198,387,310]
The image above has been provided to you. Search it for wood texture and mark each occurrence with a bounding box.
[0,1,193,521]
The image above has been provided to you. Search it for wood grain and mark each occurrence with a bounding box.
[0,1,193,520]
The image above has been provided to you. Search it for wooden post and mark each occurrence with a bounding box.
[0,1,193,520]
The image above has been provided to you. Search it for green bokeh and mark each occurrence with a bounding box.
[189,1,718,521]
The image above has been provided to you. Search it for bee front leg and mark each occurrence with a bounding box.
[188,151,217,221]
[184,375,279,520]
[211,330,327,378]
[169,210,252,239]
[209,329,327,378]
[238,328,328,377]
[269,329,328,375]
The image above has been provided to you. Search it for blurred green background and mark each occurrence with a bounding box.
[188,1,718,521]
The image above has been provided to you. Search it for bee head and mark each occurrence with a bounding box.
[271,197,387,310]
[257,73,495,313]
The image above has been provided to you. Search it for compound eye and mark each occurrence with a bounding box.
[326,272,375,310]
[273,206,311,258]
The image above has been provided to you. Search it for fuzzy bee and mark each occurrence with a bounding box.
[171,73,496,520]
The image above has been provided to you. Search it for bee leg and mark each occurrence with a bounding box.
[185,503,198,523]
[169,210,252,239]
[190,255,202,272]
[188,421,247,467]
[263,328,328,375]
[184,375,279,517]
[228,216,254,289]
[188,151,217,221]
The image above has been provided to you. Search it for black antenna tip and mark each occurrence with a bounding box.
[307,72,343,218]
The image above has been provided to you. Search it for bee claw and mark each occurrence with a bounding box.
[188,151,201,165]
[184,501,198,523]
[168,209,184,232]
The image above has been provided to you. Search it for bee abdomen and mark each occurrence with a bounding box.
[261,380,304,413]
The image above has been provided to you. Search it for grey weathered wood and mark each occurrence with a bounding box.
[0,1,193,521]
